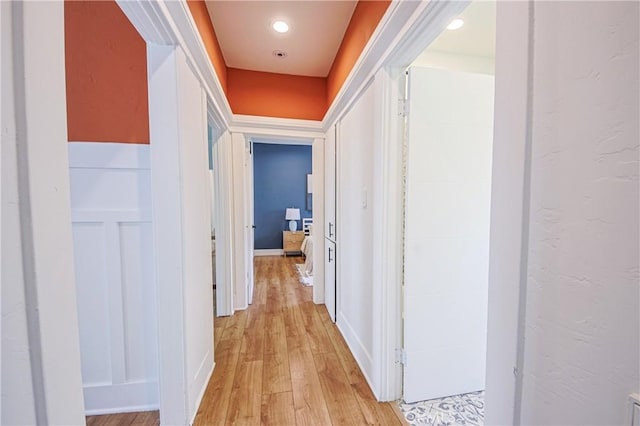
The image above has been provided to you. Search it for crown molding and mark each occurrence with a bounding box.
[119,0,464,138]
[230,114,324,139]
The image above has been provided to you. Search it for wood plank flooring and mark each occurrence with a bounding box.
[195,255,404,426]
[88,256,405,426]
[86,411,159,426]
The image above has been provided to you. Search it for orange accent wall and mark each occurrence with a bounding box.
[187,0,390,121]
[187,0,228,93]
[327,0,391,106]
[65,0,149,144]
[227,68,327,121]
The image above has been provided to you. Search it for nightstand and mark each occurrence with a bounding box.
[283,231,305,256]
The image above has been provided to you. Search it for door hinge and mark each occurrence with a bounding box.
[396,348,407,365]
[398,99,409,117]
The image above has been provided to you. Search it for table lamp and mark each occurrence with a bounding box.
[285,208,300,232]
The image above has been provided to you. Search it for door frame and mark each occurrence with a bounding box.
[374,2,533,422]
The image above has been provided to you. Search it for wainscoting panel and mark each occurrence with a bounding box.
[69,142,158,415]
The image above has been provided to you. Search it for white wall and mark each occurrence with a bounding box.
[402,66,493,401]
[213,130,235,317]
[69,143,158,414]
[484,2,531,423]
[519,2,639,424]
[231,132,249,311]
[147,45,214,425]
[2,3,37,422]
[180,62,216,422]
[312,137,325,304]
[412,50,494,75]
[336,81,377,388]
[1,2,85,424]
[175,48,215,423]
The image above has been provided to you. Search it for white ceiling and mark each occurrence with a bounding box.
[427,0,496,58]
[205,1,357,77]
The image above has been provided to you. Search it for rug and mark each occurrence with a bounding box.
[295,264,313,286]
[397,391,484,426]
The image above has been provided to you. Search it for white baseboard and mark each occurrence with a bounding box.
[83,381,159,415]
[337,312,377,397]
[190,360,215,425]
[254,249,283,256]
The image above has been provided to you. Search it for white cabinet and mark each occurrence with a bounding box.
[324,124,336,241]
[324,124,337,322]
[324,239,336,322]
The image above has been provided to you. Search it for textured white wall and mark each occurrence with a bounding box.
[520,2,639,424]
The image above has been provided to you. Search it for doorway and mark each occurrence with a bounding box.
[252,139,313,256]
[394,0,498,420]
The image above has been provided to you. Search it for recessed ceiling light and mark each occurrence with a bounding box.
[446,18,464,30]
[272,20,289,33]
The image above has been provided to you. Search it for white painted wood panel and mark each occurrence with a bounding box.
[69,142,158,415]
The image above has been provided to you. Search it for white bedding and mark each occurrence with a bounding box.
[301,235,313,275]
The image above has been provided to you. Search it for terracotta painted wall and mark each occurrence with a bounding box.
[327,1,391,106]
[188,0,390,121]
[187,0,228,93]
[65,0,149,144]
[227,69,327,121]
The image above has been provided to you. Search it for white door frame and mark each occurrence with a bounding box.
[211,129,235,317]
[2,2,86,423]
[372,1,532,422]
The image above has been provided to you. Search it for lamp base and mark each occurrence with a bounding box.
[288,220,297,232]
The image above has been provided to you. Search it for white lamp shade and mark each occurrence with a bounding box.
[285,208,301,220]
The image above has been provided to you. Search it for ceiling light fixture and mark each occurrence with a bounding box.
[272,20,289,33]
[446,18,464,30]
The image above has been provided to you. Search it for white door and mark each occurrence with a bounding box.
[245,140,255,304]
[402,66,494,403]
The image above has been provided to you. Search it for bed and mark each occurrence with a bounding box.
[300,218,314,277]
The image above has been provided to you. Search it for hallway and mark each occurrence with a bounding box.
[193,256,405,425]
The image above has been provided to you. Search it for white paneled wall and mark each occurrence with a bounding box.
[69,142,158,414]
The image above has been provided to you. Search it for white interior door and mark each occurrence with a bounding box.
[245,140,255,304]
[402,66,494,403]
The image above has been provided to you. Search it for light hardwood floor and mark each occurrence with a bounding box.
[88,255,405,425]
[86,411,159,425]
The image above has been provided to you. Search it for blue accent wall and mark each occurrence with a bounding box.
[253,143,312,249]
